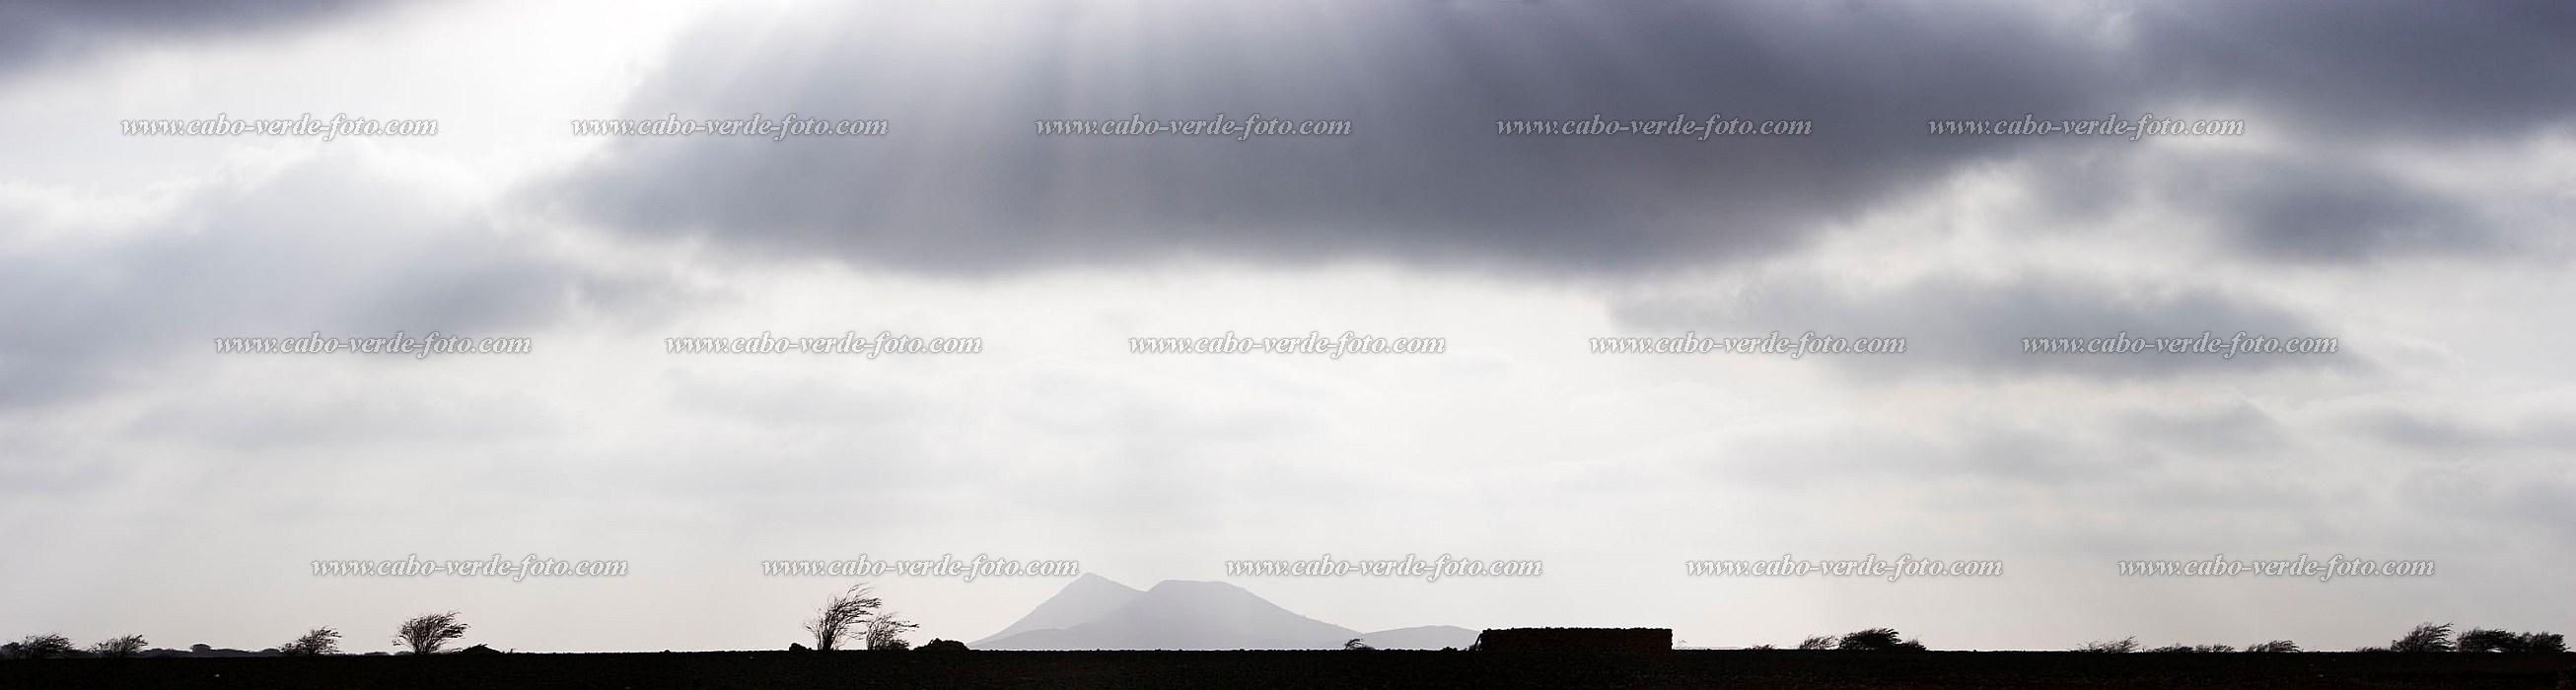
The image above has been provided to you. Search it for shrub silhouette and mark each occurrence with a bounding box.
[2390,622,2455,653]
[2457,629,2565,653]
[2242,640,2300,653]
[89,635,147,658]
[1795,635,1836,651]
[2460,628,2516,653]
[915,639,968,653]
[4,635,75,659]
[281,628,341,656]
[2076,637,2138,653]
[1344,639,1375,651]
[1836,628,1926,651]
[864,609,919,652]
[804,584,885,652]
[2147,644,2233,653]
[394,612,469,656]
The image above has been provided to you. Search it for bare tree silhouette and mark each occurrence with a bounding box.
[281,628,341,656]
[394,612,469,656]
[804,584,885,652]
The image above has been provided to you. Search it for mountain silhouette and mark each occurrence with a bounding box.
[971,573,1145,647]
[976,577,1471,650]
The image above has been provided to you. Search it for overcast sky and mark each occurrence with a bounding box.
[2,0,2570,653]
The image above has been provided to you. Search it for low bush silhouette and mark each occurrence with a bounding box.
[2457,628,2564,653]
[89,635,147,658]
[2075,637,2138,653]
[2389,622,2455,653]
[803,584,884,652]
[2459,628,2515,653]
[394,612,469,656]
[864,609,919,651]
[3,635,75,659]
[2146,643,2233,653]
[1835,628,1927,652]
[280,628,340,656]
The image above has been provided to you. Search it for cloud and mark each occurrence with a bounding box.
[536,0,2575,275]
[535,1,2111,273]
[2346,406,2576,454]
[2127,0,2576,136]
[2398,465,2576,547]
[0,0,403,80]
[1609,271,2361,381]
[0,148,682,407]
[4,0,2573,655]
[2010,147,2545,264]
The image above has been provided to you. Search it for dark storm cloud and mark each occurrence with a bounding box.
[0,0,401,78]
[2018,149,2540,263]
[0,153,680,407]
[2132,0,2576,135]
[1610,272,2363,380]
[2219,166,2490,263]
[538,0,2575,274]
[538,0,2114,273]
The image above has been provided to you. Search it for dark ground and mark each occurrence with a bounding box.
[1,651,2569,689]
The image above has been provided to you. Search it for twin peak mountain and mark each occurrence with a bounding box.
[971,574,1474,651]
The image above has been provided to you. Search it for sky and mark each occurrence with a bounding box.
[1,0,2571,654]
